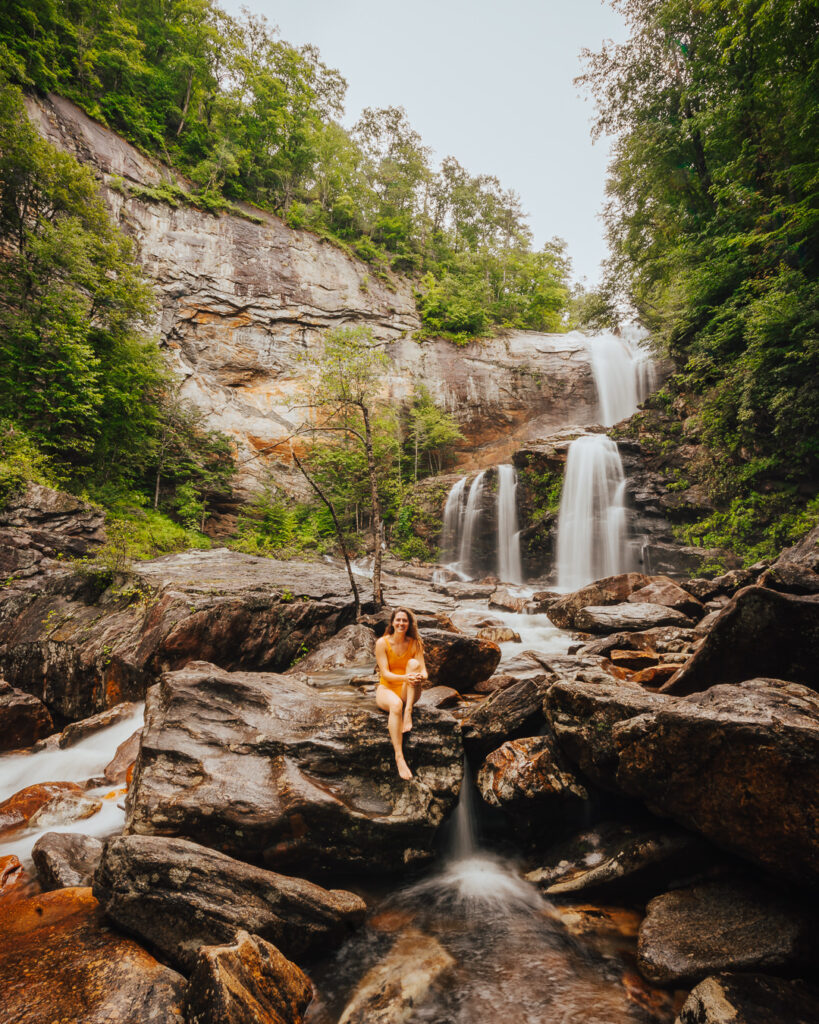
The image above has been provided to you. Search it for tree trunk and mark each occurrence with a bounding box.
[291,447,361,620]
[361,405,383,609]
[176,70,194,137]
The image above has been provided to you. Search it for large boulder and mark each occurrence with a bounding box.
[615,679,819,885]
[575,603,694,634]
[32,833,104,891]
[0,887,186,1023]
[676,973,819,1024]
[662,586,819,695]
[544,678,672,791]
[476,734,590,824]
[0,680,53,750]
[419,629,501,691]
[284,623,375,676]
[546,573,650,629]
[637,880,819,985]
[626,577,704,618]
[126,662,463,873]
[183,931,312,1024]
[0,781,87,837]
[93,835,366,973]
[0,549,364,723]
[459,675,549,756]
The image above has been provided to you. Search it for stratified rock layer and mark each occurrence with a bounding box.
[126,661,463,873]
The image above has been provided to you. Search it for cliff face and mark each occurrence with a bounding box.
[25,93,598,493]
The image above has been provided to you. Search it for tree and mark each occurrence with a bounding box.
[406,385,463,479]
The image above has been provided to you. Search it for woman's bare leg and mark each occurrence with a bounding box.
[402,659,421,733]
[376,685,412,780]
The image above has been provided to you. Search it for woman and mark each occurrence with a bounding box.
[375,607,428,780]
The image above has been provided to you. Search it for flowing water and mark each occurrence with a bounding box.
[586,330,656,428]
[555,435,633,592]
[496,464,523,585]
[440,477,467,566]
[457,471,486,578]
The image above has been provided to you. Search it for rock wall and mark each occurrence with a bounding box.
[25,93,599,495]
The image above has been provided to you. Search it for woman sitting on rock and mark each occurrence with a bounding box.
[375,607,428,780]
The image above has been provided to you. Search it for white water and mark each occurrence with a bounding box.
[556,435,633,591]
[441,476,467,565]
[496,465,523,585]
[586,329,656,427]
[0,702,145,866]
[457,471,486,577]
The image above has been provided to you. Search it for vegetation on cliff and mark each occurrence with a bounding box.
[0,0,571,343]
[583,0,819,560]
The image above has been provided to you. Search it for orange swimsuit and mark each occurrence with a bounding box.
[379,635,417,696]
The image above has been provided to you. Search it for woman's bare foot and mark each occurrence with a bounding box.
[402,712,413,733]
[396,754,413,780]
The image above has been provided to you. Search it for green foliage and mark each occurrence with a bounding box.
[232,486,336,557]
[404,386,463,479]
[0,420,61,507]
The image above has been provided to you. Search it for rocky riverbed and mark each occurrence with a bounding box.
[2,493,819,1023]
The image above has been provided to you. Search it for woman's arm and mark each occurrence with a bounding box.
[408,640,428,683]
[375,637,407,685]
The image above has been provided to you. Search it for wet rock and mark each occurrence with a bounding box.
[544,678,671,791]
[547,573,651,630]
[0,855,25,897]
[0,887,186,1023]
[94,834,366,973]
[527,589,562,613]
[432,581,496,600]
[615,678,819,885]
[628,664,680,687]
[693,609,722,636]
[676,973,819,1024]
[284,623,375,675]
[662,586,819,695]
[0,781,86,837]
[477,626,521,643]
[527,822,718,899]
[336,930,455,1024]
[682,578,723,602]
[575,603,694,634]
[126,662,463,873]
[474,672,520,694]
[0,549,362,723]
[32,833,103,890]
[420,628,501,691]
[761,562,819,595]
[476,734,589,822]
[580,626,697,659]
[460,675,549,756]
[0,680,53,750]
[28,791,103,830]
[489,589,528,613]
[710,568,756,594]
[608,649,659,672]
[626,577,704,619]
[637,880,819,986]
[59,701,140,747]
[415,685,460,708]
[183,930,312,1024]
[103,728,142,783]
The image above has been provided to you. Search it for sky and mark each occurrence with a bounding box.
[221,0,629,286]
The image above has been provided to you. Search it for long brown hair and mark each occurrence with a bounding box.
[386,607,423,655]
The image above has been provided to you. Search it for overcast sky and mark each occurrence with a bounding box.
[222,0,629,286]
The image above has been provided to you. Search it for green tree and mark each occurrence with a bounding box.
[406,385,463,479]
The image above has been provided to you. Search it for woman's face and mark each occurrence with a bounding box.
[393,611,410,635]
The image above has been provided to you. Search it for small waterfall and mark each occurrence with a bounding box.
[586,330,656,427]
[457,471,486,576]
[496,465,523,584]
[449,756,479,861]
[556,434,633,591]
[441,476,467,564]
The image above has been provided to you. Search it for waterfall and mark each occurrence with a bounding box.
[585,330,656,427]
[457,471,486,576]
[449,755,478,861]
[496,465,523,585]
[441,476,467,564]
[555,434,632,591]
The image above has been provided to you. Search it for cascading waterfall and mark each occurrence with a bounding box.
[586,329,655,427]
[441,476,467,565]
[457,471,486,576]
[555,434,632,591]
[496,464,523,585]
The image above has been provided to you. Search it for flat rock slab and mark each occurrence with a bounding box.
[126,662,463,873]
[676,973,819,1024]
[638,880,819,985]
[614,679,819,885]
[184,930,312,1024]
[0,886,186,1024]
[547,573,651,630]
[575,603,694,634]
[626,577,704,617]
[94,835,366,973]
[662,586,819,695]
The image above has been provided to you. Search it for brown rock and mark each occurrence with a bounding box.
[32,832,104,891]
[546,573,650,630]
[476,626,521,643]
[104,728,142,784]
[28,791,103,830]
[575,603,694,634]
[681,578,723,602]
[420,628,501,691]
[761,562,819,594]
[628,664,681,687]
[0,781,85,837]
[284,623,375,675]
[94,834,366,973]
[488,589,527,613]
[415,685,460,709]
[676,973,819,1024]
[59,702,140,748]
[627,577,704,618]
[474,673,519,694]
[615,679,819,885]
[637,880,818,986]
[580,626,696,659]
[609,649,659,671]
[460,675,549,756]
[0,887,186,1023]
[0,681,53,751]
[662,586,819,695]
[0,855,24,897]
[183,930,312,1024]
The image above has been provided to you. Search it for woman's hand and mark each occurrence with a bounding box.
[407,671,425,686]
